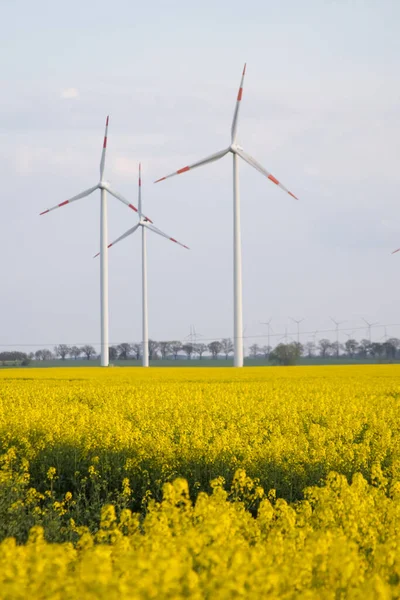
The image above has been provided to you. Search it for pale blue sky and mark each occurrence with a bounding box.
[2,0,400,351]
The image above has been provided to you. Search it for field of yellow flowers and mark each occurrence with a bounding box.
[1,365,400,598]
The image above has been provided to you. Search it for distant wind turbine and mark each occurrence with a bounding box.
[155,65,298,367]
[40,117,151,367]
[261,318,273,354]
[290,317,304,345]
[330,317,345,357]
[362,318,378,344]
[95,164,189,367]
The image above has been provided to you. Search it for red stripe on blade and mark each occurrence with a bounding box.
[237,87,243,101]
[59,200,69,207]
[177,166,190,174]
[129,204,138,212]
[106,116,109,126]
[268,175,279,185]
[144,215,153,224]
[103,137,107,148]
[139,178,141,187]
[108,243,113,248]
[154,176,166,183]
[40,209,49,215]
[170,237,177,243]
[288,191,298,200]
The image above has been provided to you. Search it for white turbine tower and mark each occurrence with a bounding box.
[95,164,189,367]
[362,318,378,344]
[155,64,298,367]
[40,117,152,367]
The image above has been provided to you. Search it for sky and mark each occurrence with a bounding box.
[2,0,400,352]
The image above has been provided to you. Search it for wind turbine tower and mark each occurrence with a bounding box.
[362,318,378,344]
[290,317,304,345]
[330,317,345,357]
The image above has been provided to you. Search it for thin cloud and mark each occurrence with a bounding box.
[60,88,79,100]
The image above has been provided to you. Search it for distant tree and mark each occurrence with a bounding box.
[221,338,234,360]
[330,341,343,358]
[69,346,82,360]
[108,346,118,360]
[195,343,208,360]
[358,339,371,358]
[148,340,159,361]
[81,345,96,361]
[318,339,332,358]
[385,338,400,360]
[208,341,222,359]
[0,351,28,362]
[269,342,302,366]
[182,343,194,360]
[294,342,304,357]
[34,350,44,361]
[304,341,316,358]
[371,342,384,360]
[249,343,260,359]
[54,344,70,360]
[261,345,271,359]
[159,342,172,360]
[171,342,182,360]
[21,356,31,366]
[42,349,53,361]
[344,339,358,358]
[131,343,142,361]
[117,343,131,360]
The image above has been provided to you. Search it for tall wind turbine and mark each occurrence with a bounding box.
[40,117,150,367]
[95,164,189,367]
[154,65,298,367]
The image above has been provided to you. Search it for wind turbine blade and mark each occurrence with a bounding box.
[99,116,109,180]
[392,248,400,254]
[231,63,246,144]
[39,185,98,215]
[106,186,153,223]
[154,148,229,183]
[144,222,189,249]
[236,148,298,200]
[93,223,140,257]
[138,162,142,217]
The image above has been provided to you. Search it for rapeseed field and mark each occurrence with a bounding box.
[0,365,400,598]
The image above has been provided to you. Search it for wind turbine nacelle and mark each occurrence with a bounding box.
[230,144,243,153]
[99,181,110,190]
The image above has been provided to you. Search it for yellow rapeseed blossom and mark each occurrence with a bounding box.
[0,365,399,597]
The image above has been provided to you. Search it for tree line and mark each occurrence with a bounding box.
[27,340,237,361]
[250,337,400,364]
[1,336,400,365]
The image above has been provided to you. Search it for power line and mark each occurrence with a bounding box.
[1,322,400,348]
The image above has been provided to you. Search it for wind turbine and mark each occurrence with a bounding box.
[330,317,345,357]
[95,163,189,367]
[290,317,304,345]
[154,65,298,367]
[362,318,378,344]
[260,318,273,355]
[40,117,151,367]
